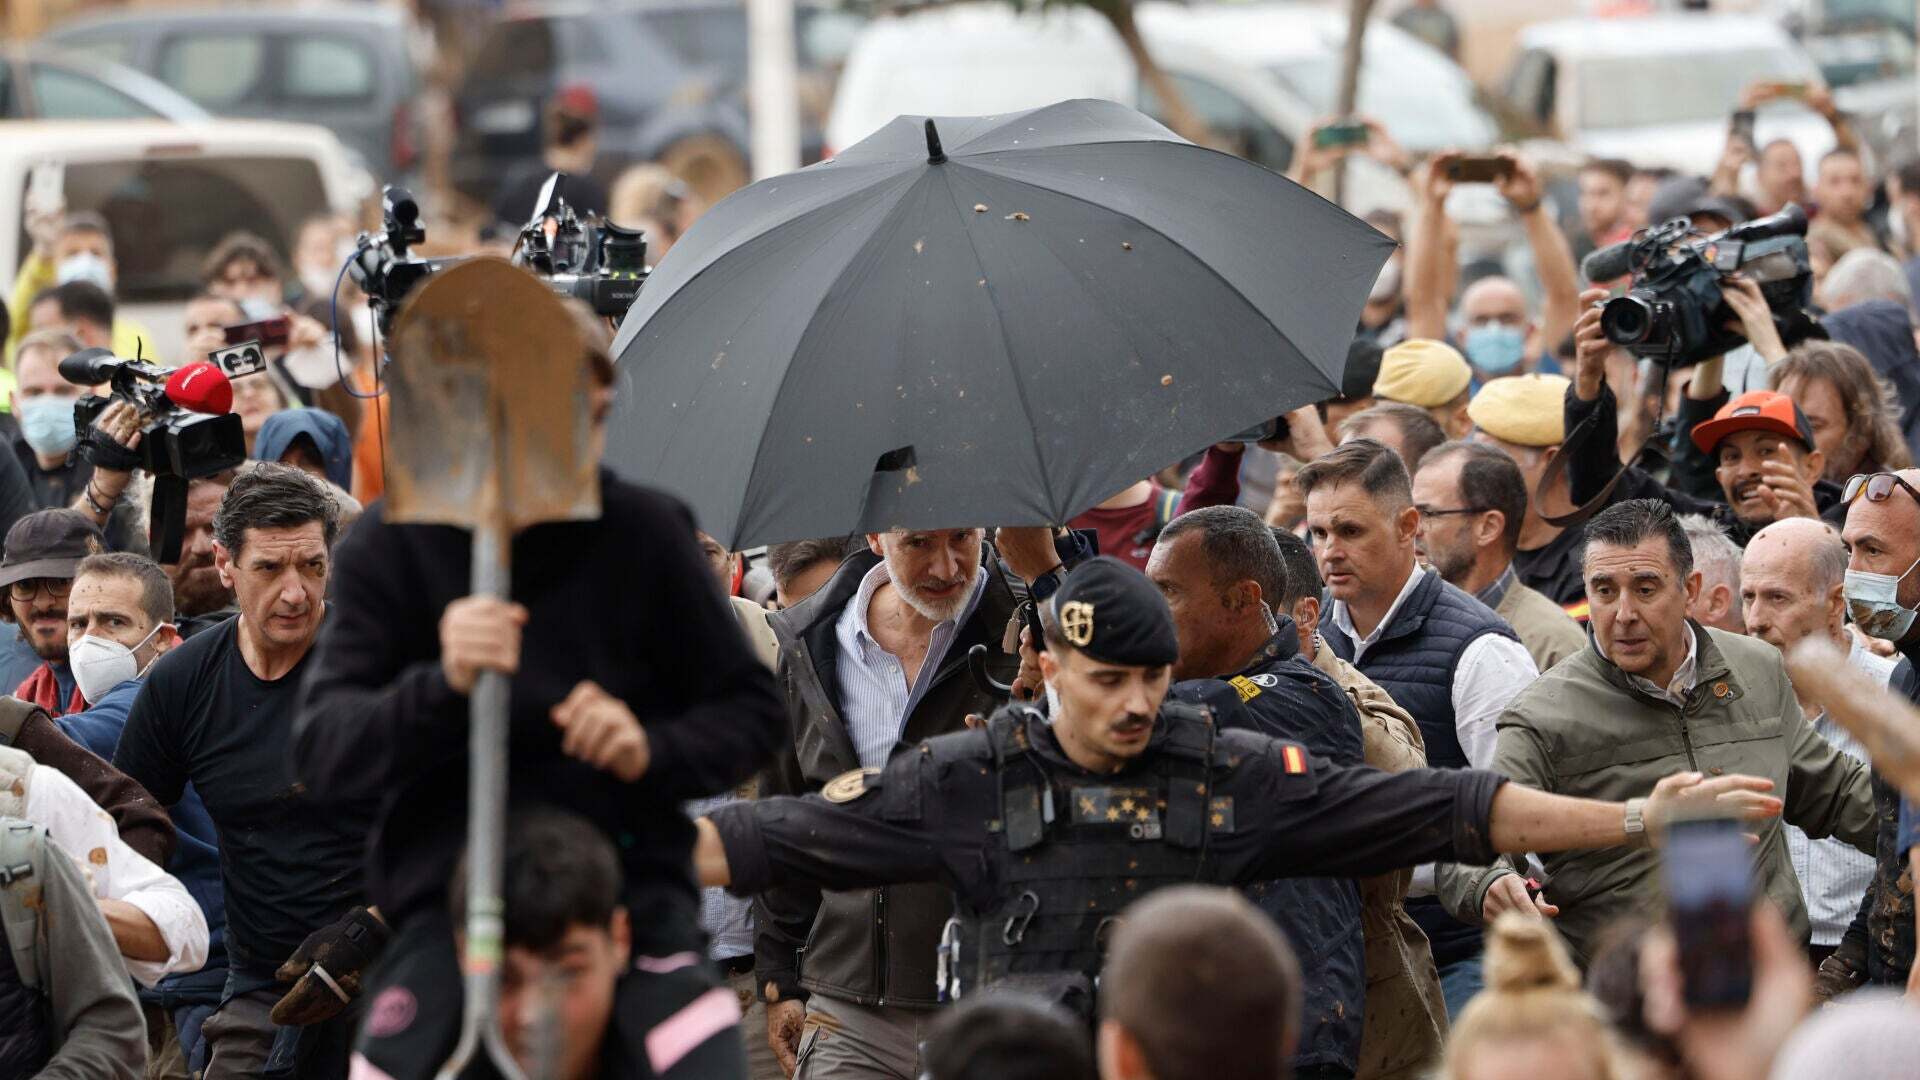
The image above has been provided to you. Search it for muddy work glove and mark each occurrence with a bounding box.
[271,906,390,1025]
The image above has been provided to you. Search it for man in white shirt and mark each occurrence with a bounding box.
[0,742,207,987]
[1295,438,1538,1016]
[1743,518,1894,964]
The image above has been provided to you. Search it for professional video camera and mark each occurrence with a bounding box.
[1583,204,1816,366]
[513,173,648,318]
[349,186,464,340]
[60,348,246,563]
[349,174,648,340]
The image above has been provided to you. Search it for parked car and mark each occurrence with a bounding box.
[0,44,208,122]
[1500,14,1835,178]
[1137,2,1497,156]
[43,6,422,178]
[453,0,865,207]
[1,120,368,360]
[826,2,1492,213]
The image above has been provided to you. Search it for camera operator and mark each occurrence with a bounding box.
[293,311,785,1079]
[11,330,142,553]
[1564,282,1845,546]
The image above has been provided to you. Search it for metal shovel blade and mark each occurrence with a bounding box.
[385,256,599,531]
[386,257,600,1080]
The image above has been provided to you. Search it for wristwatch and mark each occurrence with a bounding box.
[1028,565,1067,603]
[1623,797,1649,845]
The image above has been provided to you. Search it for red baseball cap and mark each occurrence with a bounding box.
[553,83,599,121]
[1689,389,1815,455]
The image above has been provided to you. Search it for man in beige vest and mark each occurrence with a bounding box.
[1270,527,1447,1079]
[1413,441,1586,673]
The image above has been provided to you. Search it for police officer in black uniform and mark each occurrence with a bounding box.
[1152,506,1368,1078]
[693,557,1781,1015]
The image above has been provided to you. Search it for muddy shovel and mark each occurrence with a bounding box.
[384,257,599,1079]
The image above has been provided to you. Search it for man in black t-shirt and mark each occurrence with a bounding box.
[115,464,377,1080]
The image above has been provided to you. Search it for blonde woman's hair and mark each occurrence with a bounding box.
[1442,914,1624,1080]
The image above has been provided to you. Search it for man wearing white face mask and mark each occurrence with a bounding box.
[1815,469,1920,1000]
[6,211,160,372]
[53,551,235,1071]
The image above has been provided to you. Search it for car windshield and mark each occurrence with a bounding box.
[1269,47,1493,151]
[18,156,329,301]
[1577,48,1813,129]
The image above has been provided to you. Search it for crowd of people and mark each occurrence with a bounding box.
[8,53,1920,1080]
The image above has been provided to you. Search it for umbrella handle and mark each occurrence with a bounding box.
[968,643,1013,697]
[435,526,531,1080]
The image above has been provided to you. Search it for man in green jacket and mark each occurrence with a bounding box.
[1440,498,1875,965]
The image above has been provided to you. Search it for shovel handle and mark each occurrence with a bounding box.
[436,526,530,1080]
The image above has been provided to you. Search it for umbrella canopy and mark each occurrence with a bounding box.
[609,98,1393,549]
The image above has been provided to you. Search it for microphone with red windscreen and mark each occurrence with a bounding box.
[163,361,234,415]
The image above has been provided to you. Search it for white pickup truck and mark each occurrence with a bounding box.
[1,119,369,362]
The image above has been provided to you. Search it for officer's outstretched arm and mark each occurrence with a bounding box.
[1490,770,1781,855]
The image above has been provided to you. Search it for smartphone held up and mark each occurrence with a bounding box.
[1663,814,1757,1010]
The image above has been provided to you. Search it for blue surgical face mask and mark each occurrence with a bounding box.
[1464,322,1527,375]
[1844,555,1920,642]
[55,251,112,291]
[17,397,77,457]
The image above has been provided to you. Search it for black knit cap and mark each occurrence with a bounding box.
[1049,556,1179,667]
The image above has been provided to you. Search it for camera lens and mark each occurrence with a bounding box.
[1600,295,1655,346]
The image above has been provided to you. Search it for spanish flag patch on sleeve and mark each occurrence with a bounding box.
[1282,744,1308,775]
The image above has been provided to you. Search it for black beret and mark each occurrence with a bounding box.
[1049,556,1179,667]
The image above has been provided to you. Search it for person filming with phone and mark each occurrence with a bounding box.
[1404,149,1582,384]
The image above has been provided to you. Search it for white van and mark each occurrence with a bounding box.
[825,1,1497,213]
[1503,15,1837,178]
[1,120,370,360]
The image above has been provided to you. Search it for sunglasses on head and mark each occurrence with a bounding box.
[1842,472,1920,507]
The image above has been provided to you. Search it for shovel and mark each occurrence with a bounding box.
[384,257,599,1079]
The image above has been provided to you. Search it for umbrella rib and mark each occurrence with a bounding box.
[613,161,924,357]
[963,154,1347,391]
[935,163,1064,521]
[726,171,936,544]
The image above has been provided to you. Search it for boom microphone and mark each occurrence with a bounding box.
[163,362,234,416]
[1582,241,1636,284]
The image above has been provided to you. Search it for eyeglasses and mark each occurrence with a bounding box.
[7,578,71,602]
[1416,505,1491,518]
[1842,473,1920,508]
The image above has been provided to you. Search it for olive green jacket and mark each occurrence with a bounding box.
[1438,623,1875,966]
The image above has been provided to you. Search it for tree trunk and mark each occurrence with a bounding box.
[1098,2,1215,149]
[1333,0,1379,206]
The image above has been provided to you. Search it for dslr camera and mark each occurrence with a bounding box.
[1584,204,1815,366]
[60,347,246,562]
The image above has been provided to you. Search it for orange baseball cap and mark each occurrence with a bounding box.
[1689,389,1815,455]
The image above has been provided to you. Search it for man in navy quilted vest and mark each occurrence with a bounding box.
[1296,438,1539,1018]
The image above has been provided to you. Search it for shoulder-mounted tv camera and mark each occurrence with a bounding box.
[349,174,648,341]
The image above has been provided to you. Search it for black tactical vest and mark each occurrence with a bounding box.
[944,703,1219,1016]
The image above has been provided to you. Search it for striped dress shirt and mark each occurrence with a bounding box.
[1786,637,1895,946]
[834,560,989,769]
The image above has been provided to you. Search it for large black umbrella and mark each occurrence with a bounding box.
[608,98,1392,548]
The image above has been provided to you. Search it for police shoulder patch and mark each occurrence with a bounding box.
[1228,675,1263,702]
[822,767,881,803]
[1249,673,1280,688]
